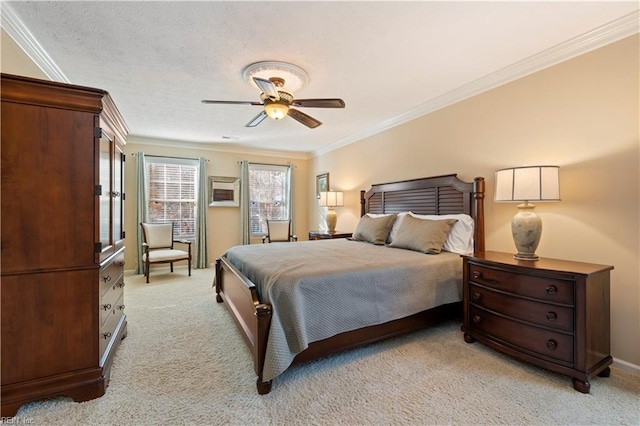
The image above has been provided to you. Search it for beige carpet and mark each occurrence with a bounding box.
[11,268,640,425]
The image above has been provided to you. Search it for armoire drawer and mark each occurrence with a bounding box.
[469,305,574,364]
[100,292,125,357]
[100,277,124,327]
[468,263,574,305]
[469,283,574,332]
[99,250,125,297]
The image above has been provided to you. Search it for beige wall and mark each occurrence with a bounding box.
[123,138,309,270]
[1,28,48,79]
[310,35,640,367]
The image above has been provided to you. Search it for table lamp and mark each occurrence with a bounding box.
[494,165,560,260]
[319,191,344,234]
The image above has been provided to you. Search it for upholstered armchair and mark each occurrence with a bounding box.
[262,220,297,243]
[140,222,192,283]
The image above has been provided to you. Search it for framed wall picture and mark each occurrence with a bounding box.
[209,176,240,207]
[316,173,329,198]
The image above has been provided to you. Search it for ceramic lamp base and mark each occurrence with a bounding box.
[326,208,337,233]
[511,202,542,261]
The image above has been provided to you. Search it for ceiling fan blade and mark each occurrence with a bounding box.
[253,77,280,100]
[288,108,322,129]
[291,98,345,108]
[201,100,263,105]
[246,111,268,127]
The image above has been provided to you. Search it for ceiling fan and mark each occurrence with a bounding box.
[202,76,345,129]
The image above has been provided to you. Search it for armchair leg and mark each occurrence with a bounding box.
[145,261,150,283]
[188,245,192,277]
[170,262,174,273]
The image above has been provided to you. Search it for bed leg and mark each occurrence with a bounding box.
[257,378,272,395]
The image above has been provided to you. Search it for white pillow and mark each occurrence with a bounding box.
[388,212,410,244]
[409,213,474,254]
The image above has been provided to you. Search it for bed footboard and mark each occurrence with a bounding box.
[215,257,273,393]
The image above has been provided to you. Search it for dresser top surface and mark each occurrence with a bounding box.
[464,251,614,275]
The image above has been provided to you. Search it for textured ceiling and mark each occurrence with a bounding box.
[5,1,639,156]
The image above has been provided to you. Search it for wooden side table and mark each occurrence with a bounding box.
[308,231,352,240]
[461,251,613,393]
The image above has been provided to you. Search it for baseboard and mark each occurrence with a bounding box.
[613,357,640,375]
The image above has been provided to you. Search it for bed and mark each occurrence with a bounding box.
[214,174,485,394]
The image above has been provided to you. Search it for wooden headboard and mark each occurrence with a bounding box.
[359,174,485,252]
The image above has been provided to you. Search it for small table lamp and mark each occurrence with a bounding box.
[319,191,344,234]
[494,166,560,260]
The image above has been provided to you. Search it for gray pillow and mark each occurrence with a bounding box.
[389,215,458,254]
[352,214,397,245]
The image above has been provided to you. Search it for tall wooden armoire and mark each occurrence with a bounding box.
[1,74,128,417]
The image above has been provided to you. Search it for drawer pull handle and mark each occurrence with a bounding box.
[546,339,558,350]
[102,332,112,339]
[102,303,112,310]
[472,271,500,285]
[102,275,111,283]
[116,260,126,266]
[117,304,125,311]
[546,312,558,322]
[472,292,482,301]
[118,282,126,288]
[546,285,557,295]
[472,315,482,323]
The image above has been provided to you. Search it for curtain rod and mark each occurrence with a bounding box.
[132,153,210,162]
[237,160,296,168]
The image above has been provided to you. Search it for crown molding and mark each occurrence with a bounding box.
[1,2,70,82]
[311,11,640,158]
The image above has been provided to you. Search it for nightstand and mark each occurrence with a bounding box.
[461,251,613,393]
[308,231,352,240]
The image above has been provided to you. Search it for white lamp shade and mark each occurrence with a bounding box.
[495,166,560,202]
[319,191,344,207]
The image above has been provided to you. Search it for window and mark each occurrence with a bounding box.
[248,163,291,236]
[145,157,198,239]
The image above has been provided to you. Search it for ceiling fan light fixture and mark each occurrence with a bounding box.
[264,101,289,120]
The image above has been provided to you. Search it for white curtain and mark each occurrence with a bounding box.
[195,157,209,268]
[135,152,147,274]
[239,160,251,245]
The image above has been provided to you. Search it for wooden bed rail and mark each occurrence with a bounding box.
[215,257,273,393]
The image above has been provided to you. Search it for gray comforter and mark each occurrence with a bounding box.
[224,239,463,381]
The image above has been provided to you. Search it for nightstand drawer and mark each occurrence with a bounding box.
[468,263,574,305]
[469,283,574,332]
[469,305,574,364]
